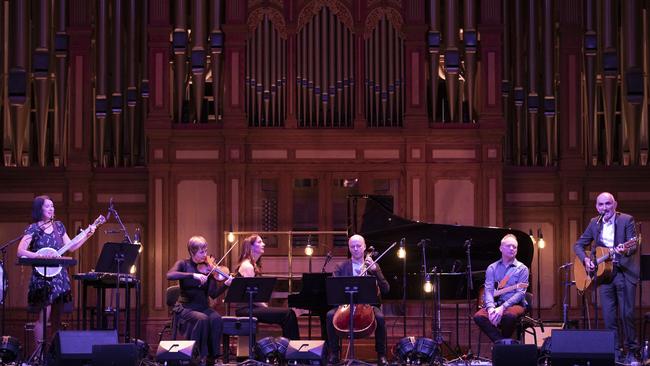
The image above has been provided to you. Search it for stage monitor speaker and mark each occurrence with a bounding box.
[156,340,198,364]
[48,330,118,366]
[284,340,327,366]
[492,343,538,366]
[550,330,615,366]
[92,343,138,366]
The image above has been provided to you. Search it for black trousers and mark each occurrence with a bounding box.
[326,306,387,357]
[599,270,637,350]
[177,306,223,358]
[236,305,301,340]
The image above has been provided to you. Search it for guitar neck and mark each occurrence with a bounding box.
[57,226,91,255]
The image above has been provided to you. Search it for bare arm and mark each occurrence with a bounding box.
[16,233,37,258]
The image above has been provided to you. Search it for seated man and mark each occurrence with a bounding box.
[326,234,390,366]
[473,234,529,342]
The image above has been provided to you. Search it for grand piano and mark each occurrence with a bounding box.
[288,195,534,336]
[350,194,534,300]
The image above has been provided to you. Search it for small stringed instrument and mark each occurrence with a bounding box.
[35,215,106,277]
[478,282,528,309]
[573,237,638,292]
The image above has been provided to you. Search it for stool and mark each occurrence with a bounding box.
[222,316,257,363]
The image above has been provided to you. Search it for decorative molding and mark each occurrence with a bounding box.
[432,149,476,160]
[364,7,404,39]
[295,149,356,159]
[297,0,354,33]
[175,149,220,160]
[363,149,400,159]
[247,7,288,38]
[505,192,555,202]
[252,149,289,159]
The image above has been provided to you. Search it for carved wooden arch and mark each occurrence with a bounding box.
[364,7,404,39]
[247,7,288,39]
[296,0,354,33]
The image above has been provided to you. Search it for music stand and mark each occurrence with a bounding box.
[224,277,277,365]
[95,242,140,338]
[326,276,379,366]
[18,256,77,364]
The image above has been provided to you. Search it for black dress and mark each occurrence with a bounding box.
[25,221,72,309]
[168,259,227,359]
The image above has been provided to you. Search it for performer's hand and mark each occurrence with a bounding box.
[364,257,377,272]
[87,225,96,237]
[490,306,504,326]
[614,244,626,255]
[193,273,208,285]
[583,257,594,271]
[224,276,234,286]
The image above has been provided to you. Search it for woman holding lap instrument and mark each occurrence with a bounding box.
[16,195,98,346]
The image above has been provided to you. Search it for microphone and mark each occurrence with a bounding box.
[322,251,333,273]
[596,211,605,224]
[559,262,574,269]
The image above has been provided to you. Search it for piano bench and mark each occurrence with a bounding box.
[222,316,257,363]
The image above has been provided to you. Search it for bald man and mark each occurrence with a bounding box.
[574,192,639,362]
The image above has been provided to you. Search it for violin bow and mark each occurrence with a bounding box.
[359,241,398,277]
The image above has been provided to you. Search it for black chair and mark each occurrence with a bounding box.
[476,292,539,357]
[157,285,181,343]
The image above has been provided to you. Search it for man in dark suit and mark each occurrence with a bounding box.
[574,192,639,361]
[326,234,390,366]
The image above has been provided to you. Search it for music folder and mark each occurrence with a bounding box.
[325,276,379,306]
[94,242,141,273]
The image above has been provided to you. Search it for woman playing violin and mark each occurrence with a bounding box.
[167,236,233,366]
[326,234,390,366]
[234,234,300,339]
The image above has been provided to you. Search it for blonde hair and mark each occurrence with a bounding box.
[187,235,208,256]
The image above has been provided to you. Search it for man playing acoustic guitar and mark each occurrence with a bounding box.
[473,234,529,342]
[574,192,639,363]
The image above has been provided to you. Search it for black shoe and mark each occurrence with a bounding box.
[378,355,389,366]
[328,353,340,365]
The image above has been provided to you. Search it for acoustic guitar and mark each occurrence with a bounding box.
[34,215,106,277]
[573,237,638,292]
[477,282,528,309]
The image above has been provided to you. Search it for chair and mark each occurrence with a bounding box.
[157,285,181,343]
[476,292,539,357]
[221,316,257,363]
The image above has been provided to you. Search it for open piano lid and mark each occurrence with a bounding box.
[349,195,534,300]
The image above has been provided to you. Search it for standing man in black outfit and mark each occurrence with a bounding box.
[167,236,232,366]
[574,192,640,362]
[326,234,390,366]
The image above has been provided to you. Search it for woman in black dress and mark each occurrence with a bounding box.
[235,234,300,339]
[17,195,96,345]
[167,236,232,366]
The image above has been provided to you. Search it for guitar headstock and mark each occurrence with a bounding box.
[92,215,107,227]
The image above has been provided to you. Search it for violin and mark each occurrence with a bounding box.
[197,255,233,282]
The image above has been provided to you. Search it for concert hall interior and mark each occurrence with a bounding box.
[1,1,650,365]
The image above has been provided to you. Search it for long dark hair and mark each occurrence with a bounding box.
[31,195,51,223]
[238,234,262,275]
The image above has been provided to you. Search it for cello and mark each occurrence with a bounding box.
[332,242,397,338]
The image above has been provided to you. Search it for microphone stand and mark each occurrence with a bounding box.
[107,202,133,341]
[559,262,573,328]
[420,239,429,337]
[464,239,474,358]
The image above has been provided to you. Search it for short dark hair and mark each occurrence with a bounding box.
[31,195,51,222]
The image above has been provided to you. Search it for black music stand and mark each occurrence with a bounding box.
[95,242,140,338]
[326,276,379,366]
[224,277,276,365]
[18,256,77,365]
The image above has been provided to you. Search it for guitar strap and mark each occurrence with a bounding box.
[497,266,514,290]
